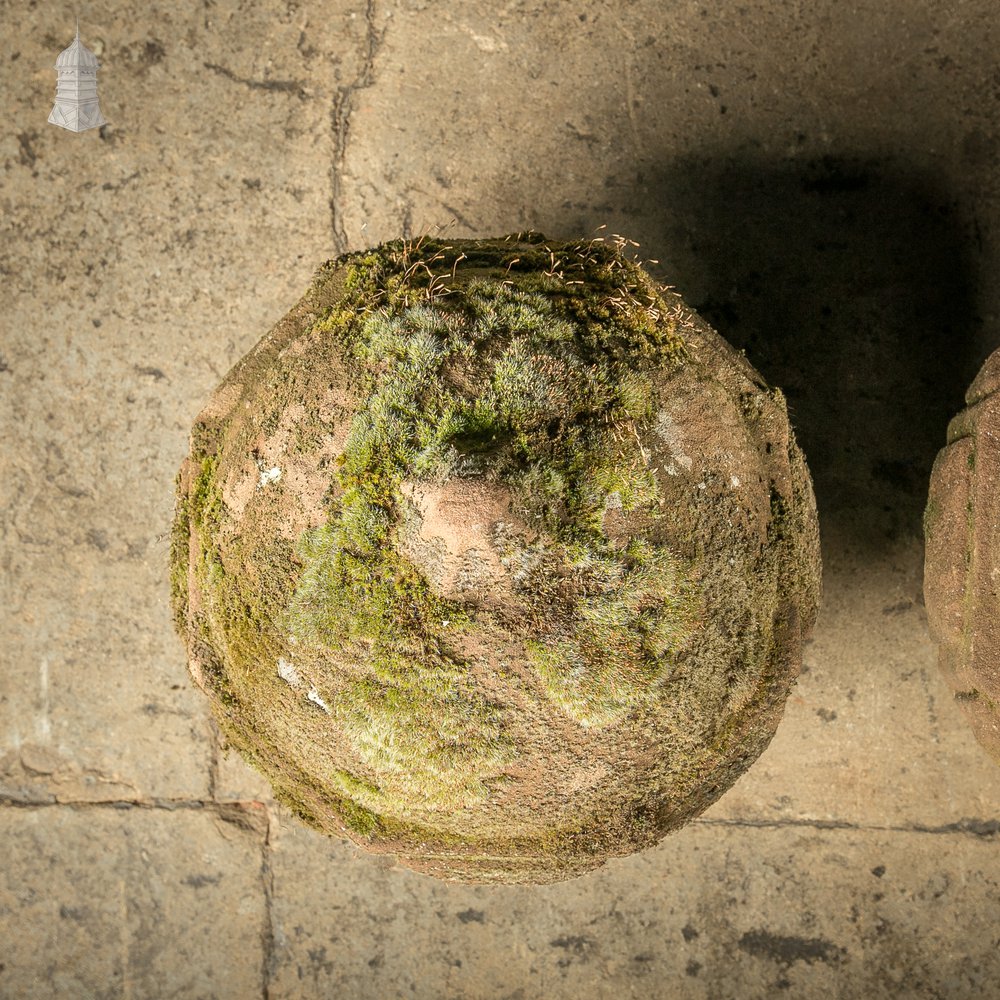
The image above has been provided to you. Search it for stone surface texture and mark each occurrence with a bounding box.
[3,0,1000,995]
[925,347,1000,760]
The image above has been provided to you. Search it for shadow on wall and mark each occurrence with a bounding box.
[639,156,983,551]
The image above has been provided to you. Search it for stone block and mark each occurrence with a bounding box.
[0,805,267,998]
[265,816,1000,999]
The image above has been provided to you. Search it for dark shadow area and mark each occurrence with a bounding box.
[641,155,985,551]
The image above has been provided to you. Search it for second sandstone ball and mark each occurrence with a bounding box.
[171,233,821,883]
[925,347,1000,762]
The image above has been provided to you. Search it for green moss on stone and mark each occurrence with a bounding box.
[283,249,695,788]
[923,495,942,541]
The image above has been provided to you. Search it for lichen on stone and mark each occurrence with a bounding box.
[171,232,821,883]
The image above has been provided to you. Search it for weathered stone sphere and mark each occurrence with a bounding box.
[925,347,1000,762]
[171,233,821,883]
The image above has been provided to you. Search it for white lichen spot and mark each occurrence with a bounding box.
[280,656,329,713]
[604,491,624,512]
[277,657,301,688]
[697,482,707,490]
[731,476,741,488]
[258,466,282,488]
[307,687,331,713]
[654,411,693,471]
[465,27,508,52]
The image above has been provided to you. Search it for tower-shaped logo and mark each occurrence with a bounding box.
[48,23,107,133]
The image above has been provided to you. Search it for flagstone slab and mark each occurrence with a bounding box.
[0,806,267,999]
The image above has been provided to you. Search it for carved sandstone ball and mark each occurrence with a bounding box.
[171,233,821,883]
[925,347,1000,762]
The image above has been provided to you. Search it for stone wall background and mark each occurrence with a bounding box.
[2,1,1000,997]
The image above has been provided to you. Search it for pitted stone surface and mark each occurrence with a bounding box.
[925,346,1000,761]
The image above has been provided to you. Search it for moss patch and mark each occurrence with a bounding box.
[282,244,696,800]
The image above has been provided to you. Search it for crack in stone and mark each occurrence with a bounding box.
[696,815,1000,838]
[207,721,221,802]
[261,813,278,1000]
[3,795,997,839]
[0,795,264,814]
[101,171,142,192]
[330,0,387,254]
[440,200,476,231]
[203,61,306,96]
